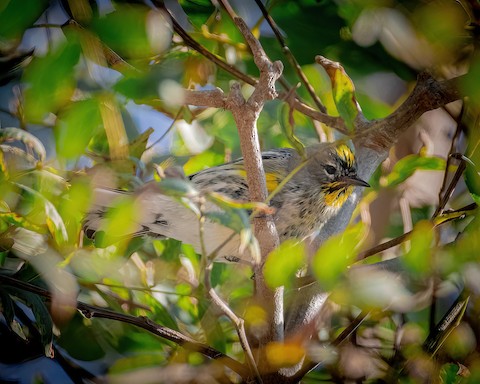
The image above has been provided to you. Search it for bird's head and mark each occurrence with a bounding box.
[307,143,370,208]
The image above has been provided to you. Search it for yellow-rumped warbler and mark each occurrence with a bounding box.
[83,142,369,264]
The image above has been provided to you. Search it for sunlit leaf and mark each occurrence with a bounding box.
[402,220,433,276]
[384,154,445,188]
[23,39,81,122]
[464,117,480,204]
[0,127,46,162]
[301,64,338,115]
[312,222,364,290]
[129,127,154,159]
[0,149,8,181]
[0,212,45,233]
[317,56,358,131]
[13,183,68,244]
[264,240,305,289]
[55,99,102,159]
[266,341,305,368]
[183,146,225,175]
[96,196,139,248]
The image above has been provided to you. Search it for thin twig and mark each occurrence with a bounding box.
[145,107,184,151]
[0,274,249,378]
[197,203,262,383]
[356,203,476,260]
[254,0,326,113]
[432,106,466,217]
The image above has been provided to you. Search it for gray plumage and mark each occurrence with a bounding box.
[83,142,368,264]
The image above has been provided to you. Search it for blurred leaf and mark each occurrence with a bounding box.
[266,341,305,368]
[0,236,14,252]
[96,196,139,248]
[440,363,465,384]
[0,127,46,162]
[465,116,480,204]
[461,60,480,107]
[0,0,49,42]
[58,179,92,242]
[156,178,199,198]
[384,154,445,188]
[402,220,433,276]
[203,209,248,236]
[13,183,68,244]
[23,39,81,122]
[91,4,171,60]
[0,146,8,181]
[129,127,154,159]
[312,222,364,290]
[57,312,106,360]
[183,143,225,175]
[0,212,45,233]
[55,99,102,159]
[264,240,305,289]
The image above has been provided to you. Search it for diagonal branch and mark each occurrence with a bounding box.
[0,274,249,379]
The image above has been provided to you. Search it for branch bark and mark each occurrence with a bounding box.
[0,274,249,379]
[226,17,284,357]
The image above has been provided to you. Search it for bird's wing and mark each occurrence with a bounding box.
[189,148,299,196]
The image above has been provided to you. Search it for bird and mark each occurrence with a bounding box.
[83,142,369,264]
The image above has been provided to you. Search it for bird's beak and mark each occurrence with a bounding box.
[343,175,370,188]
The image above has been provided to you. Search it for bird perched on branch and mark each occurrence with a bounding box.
[83,142,369,264]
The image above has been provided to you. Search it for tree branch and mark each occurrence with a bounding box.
[0,274,249,379]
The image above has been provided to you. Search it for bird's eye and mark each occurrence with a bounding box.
[325,165,336,175]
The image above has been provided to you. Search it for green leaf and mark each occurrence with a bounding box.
[264,240,305,289]
[13,183,68,244]
[5,287,53,357]
[464,117,480,204]
[312,223,364,290]
[384,154,446,188]
[23,39,81,122]
[129,127,154,159]
[318,57,358,131]
[0,127,46,162]
[56,312,106,361]
[0,212,45,233]
[301,64,338,115]
[156,178,199,198]
[402,220,433,276]
[183,146,225,175]
[0,149,8,180]
[91,4,171,60]
[95,196,139,247]
[55,99,102,159]
[0,0,49,42]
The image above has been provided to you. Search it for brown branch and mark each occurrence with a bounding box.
[355,73,463,150]
[226,18,284,348]
[252,0,326,113]
[0,274,249,379]
[183,88,227,108]
[152,0,256,87]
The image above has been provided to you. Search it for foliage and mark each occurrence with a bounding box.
[0,0,479,383]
